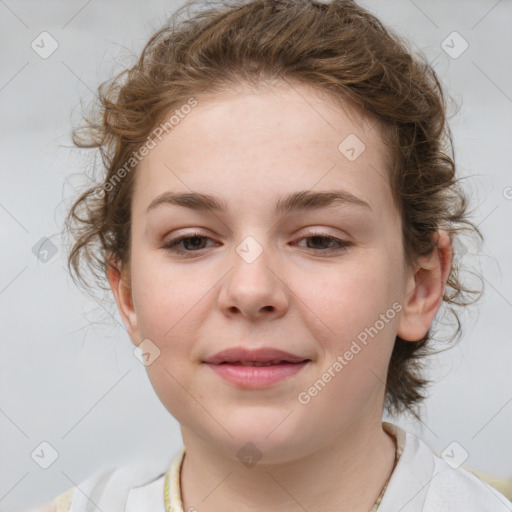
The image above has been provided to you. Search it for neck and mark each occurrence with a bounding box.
[179,419,396,512]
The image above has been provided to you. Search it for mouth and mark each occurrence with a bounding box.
[214,360,310,366]
[204,360,310,388]
[203,346,310,365]
[202,347,311,388]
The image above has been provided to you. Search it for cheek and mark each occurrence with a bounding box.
[293,258,396,343]
[130,252,209,340]
[293,260,399,404]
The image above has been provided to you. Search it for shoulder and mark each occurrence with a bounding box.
[39,453,175,512]
[52,487,76,512]
[380,423,512,512]
[426,454,512,511]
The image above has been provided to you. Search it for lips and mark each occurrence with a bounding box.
[221,361,289,367]
[203,347,310,365]
[203,347,311,388]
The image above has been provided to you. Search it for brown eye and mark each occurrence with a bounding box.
[296,233,351,253]
[163,233,214,256]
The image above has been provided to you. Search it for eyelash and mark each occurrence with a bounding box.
[162,231,351,257]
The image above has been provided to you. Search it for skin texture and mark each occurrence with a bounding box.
[107,80,452,511]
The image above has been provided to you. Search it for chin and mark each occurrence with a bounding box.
[207,410,312,461]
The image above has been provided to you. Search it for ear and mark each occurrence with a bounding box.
[397,230,453,342]
[106,254,139,344]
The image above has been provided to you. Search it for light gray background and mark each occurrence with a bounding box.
[1,0,511,510]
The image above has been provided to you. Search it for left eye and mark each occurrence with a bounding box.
[295,234,351,252]
[162,233,351,256]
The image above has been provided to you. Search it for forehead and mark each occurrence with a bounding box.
[133,81,395,222]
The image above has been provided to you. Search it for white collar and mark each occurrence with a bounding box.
[71,422,512,511]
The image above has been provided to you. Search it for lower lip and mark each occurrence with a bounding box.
[204,362,309,388]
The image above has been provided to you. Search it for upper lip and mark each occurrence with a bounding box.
[203,347,310,364]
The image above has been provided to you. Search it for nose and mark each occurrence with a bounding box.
[217,238,289,321]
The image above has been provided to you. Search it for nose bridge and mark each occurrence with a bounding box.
[219,232,288,318]
[231,233,276,290]
[235,234,267,266]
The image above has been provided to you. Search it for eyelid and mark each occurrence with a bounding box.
[293,231,352,252]
[162,229,352,257]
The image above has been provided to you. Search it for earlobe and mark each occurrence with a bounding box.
[106,256,138,341]
[396,231,453,342]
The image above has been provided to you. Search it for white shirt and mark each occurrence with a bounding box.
[65,422,512,512]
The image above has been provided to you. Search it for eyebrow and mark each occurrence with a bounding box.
[146,189,372,216]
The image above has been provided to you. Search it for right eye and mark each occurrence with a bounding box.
[162,232,216,256]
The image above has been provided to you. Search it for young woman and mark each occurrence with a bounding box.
[34,0,511,510]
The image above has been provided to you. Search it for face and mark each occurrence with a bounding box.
[109,80,444,463]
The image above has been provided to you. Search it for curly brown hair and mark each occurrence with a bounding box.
[62,0,484,419]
